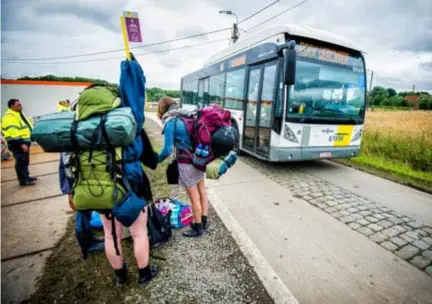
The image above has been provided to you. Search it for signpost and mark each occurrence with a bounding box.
[120,11,142,60]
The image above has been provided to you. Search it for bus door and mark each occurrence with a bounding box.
[242,61,277,158]
[197,78,210,109]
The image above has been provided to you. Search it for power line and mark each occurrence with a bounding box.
[5,38,229,65]
[3,28,231,62]
[238,0,280,24]
[247,0,309,32]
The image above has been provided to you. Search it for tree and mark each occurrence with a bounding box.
[418,95,432,110]
[387,88,397,97]
[370,86,389,105]
[389,95,404,107]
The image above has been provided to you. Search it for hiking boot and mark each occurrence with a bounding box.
[202,216,209,231]
[28,176,38,181]
[20,180,36,187]
[114,264,128,287]
[182,223,203,237]
[138,264,159,288]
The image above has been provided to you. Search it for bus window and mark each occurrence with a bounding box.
[224,68,246,110]
[259,63,277,129]
[203,78,210,106]
[209,73,225,105]
[273,65,283,134]
[183,79,198,105]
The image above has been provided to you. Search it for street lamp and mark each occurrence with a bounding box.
[219,10,238,25]
[219,10,239,43]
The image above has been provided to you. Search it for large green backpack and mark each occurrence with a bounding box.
[72,149,126,211]
[76,84,121,121]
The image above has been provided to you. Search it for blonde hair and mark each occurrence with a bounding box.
[157,96,177,119]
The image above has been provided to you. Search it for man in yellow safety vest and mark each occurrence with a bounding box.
[57,100,71,112]
[1,99,37,186]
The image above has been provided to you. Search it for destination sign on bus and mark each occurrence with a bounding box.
[296,42,350,66]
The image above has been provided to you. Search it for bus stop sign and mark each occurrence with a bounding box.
[123,11,142,43]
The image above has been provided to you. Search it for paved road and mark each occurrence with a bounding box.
[1,149,70,304]
[146,112,432,303]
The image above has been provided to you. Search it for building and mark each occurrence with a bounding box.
[1,80,91,121]
[403,95,421,108]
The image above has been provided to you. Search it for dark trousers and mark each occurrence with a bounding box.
[9,144,30,184]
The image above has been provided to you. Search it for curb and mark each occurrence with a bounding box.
[207,188,299,304]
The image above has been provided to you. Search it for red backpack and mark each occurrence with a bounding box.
[178,105,236,172]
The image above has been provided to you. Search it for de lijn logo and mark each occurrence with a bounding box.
[329,132,349,142]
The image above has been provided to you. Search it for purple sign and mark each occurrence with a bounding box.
[125,17,142,43]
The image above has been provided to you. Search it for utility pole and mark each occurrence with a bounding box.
[369,70,374,92]
[231,23,239,43]
[412,84,415,93]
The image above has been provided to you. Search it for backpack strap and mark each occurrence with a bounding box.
[105,212,121,256]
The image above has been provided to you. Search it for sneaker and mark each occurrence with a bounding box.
[182,223,203,237]
[138,264,159,288]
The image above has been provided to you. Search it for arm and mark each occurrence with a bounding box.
[158,120,175,163]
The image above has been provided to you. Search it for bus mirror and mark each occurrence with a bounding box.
[284,41,296,85]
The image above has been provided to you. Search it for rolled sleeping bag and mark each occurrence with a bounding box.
[206,151,238,180]
[32,107,137,152]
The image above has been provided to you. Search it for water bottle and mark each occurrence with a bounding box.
[201,145,210,158]
[195,143,203,156]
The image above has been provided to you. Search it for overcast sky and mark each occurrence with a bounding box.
[1,0,431,92]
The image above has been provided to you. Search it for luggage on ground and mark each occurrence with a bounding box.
[147,203,172,248]
[155,198,193,229]
[32,107,137,152]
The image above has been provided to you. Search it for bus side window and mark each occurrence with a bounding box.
[272,67,283,134]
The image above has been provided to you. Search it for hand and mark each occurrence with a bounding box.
[21,144,29,153]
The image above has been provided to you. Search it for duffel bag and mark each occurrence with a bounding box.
[73,150,126,211]
[33,107,137,152]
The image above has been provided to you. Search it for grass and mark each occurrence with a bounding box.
[343,110,432,192]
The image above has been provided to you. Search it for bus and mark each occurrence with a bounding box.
[180,23,367,161]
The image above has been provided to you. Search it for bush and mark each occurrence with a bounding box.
[418,95,432,110]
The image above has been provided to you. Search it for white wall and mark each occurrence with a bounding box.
[1,84,88,119]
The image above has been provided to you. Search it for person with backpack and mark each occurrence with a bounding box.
[157,97,208,237]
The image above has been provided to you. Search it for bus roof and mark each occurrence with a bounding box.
[204,23,364,67]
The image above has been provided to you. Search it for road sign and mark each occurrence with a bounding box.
[123,11,142,43]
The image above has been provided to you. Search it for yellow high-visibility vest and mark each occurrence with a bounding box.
[1,109,33,142]
[57,104,71,112]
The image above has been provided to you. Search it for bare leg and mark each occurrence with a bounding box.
[128,207,149,269]
[186,184,202,223]
[100,214,123,269]
[197,178,208,217]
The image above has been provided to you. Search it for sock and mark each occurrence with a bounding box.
[139,266,151,279]
[114,263,127,279]
[202,216,207,226]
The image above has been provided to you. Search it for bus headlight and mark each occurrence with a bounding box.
[284,125,299,143]
[351,128,363,142]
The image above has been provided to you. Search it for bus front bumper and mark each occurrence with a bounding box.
[269,146,361,162]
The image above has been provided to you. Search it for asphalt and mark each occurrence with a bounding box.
[1,149,71,304]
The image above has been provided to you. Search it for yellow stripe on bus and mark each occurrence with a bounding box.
[333,125,354,147]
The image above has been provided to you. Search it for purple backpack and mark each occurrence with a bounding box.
[178,105,233,171]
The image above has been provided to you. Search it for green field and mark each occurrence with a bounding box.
[342,110,432,192]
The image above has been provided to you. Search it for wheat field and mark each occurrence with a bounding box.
[361,111,432,171]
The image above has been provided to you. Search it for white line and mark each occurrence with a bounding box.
[207,188,299,304]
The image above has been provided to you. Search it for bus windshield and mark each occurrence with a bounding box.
[286,45,366,123]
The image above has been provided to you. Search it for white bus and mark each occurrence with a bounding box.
[180,23,367,161]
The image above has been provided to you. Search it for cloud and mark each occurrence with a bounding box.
[1,0,431,92]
